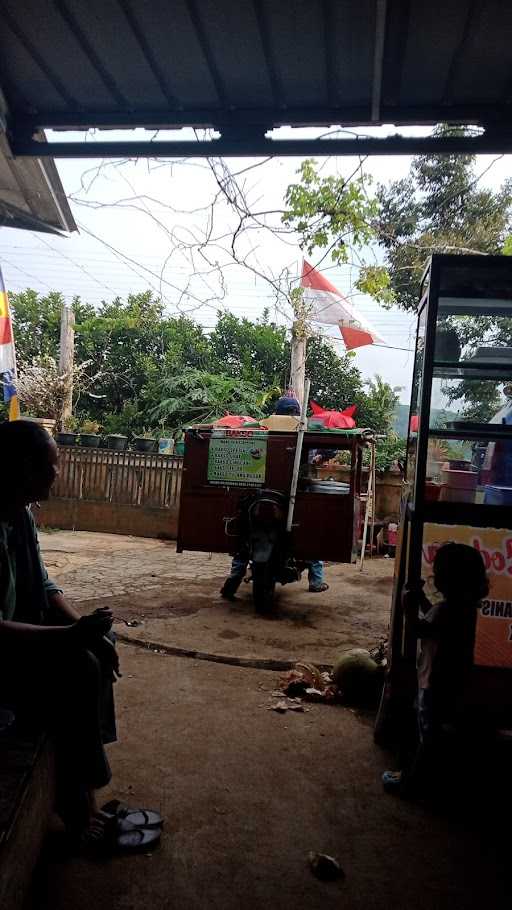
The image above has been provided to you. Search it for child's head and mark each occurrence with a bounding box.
[433,542,489,602]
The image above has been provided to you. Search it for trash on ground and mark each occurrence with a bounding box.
[271,700,289,713]
[273,642,388,709]
[280,663,338,703]
[308,852,345,881]
[270,697,305,713]
[125,619,143,627]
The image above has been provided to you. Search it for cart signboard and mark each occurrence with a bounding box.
[207,429,268,487]
[422,523,512,669]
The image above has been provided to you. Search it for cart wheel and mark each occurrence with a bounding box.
[252,562,276,613]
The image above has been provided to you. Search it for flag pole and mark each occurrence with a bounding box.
[290,258,307,409]
[0,266,20,420]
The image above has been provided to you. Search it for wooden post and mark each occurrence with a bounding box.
[290,324,306,408]
[59,304,75,425]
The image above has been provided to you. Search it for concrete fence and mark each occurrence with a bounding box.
[36,445,403,540]
[37,446,183,539]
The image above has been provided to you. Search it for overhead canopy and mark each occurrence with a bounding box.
[1,1,512,158]
[0,130,76,233]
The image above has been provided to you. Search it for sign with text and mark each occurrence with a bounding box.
[207,430,268,487]
[422,523,512,668]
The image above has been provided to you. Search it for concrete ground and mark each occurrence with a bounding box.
[39,531,392,665]
[30,532,509,909]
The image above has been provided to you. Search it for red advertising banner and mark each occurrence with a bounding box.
[422,524,512,668]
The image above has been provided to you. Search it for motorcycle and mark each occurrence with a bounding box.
[224,488,303,612]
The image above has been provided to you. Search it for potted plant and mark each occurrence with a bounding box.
[79,419,102,448]
[56,416,79,447]
[133,429,157,453]
[174,431,185,457]
[105,433,129,452]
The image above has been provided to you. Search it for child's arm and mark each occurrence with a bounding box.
[402,580,438,638]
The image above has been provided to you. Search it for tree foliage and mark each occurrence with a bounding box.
[377,126,512,312]
[282,159,393,305]
[7,287,401,439]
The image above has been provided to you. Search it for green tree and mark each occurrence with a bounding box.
[149,368,267,429]
[377,125,512,312]
[282,159,393,304]
[361,374,402,434]
[209,310,289,392]
[378,126,512,420]
[76,293,211,423]
[9,289,95,362]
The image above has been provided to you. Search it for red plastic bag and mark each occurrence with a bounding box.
[309,400,357,429]
[213,414,258,428]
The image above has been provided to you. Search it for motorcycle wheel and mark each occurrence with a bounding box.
[252,562,276,613]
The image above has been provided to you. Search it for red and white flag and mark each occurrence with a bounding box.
[300,260,385,350]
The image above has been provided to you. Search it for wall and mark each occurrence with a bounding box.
[36,499,178,539]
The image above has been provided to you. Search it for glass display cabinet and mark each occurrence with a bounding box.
[376,255,512,742]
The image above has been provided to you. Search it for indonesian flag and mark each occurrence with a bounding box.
[0,267,20,420]
[301,260,385,350]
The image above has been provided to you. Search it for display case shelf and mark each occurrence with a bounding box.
[428,427,512,442]
[434,360,512,380]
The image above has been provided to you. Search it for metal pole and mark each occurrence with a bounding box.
[359,450,373,571]
[286,378,310,534]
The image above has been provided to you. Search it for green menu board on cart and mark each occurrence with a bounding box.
[207,431,268,486]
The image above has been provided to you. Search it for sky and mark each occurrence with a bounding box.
[2,126,511,403]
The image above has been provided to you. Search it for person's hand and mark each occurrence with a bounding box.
[70,608,113,647]
[402,580,425,614]
[90,635,122,681]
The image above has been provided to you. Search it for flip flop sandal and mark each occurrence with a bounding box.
[308,583,329,593]
[101,799,163,829]
[79,814,161,857]
[116,826,161,853]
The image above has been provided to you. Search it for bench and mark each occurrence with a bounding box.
[0,728,55,909]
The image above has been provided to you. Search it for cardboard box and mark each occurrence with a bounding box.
[264,415,300,432]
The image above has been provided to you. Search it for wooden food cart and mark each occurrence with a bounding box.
[177,426,371,564]
[376,254,512,741]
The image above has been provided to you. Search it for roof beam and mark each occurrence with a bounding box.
[371,0,388,121]
[54,0,129,109]
[10,130,512,159]
[13,102,512,132]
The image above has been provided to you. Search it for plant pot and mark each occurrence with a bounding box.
[425,481,442,502]
[56,432,78,446]
[26,417,57,437]
[175,441,185,457]
[158,437,174,455]
[80,433,101,448]
[133,437,157,453]
[105,434,128,451]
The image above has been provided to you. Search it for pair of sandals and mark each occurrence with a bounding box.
[92,799,164,854]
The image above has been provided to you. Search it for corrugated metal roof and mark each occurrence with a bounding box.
[0,129,76,233]
[0,0,511,157]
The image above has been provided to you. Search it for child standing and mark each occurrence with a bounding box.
[383,542,489,795]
